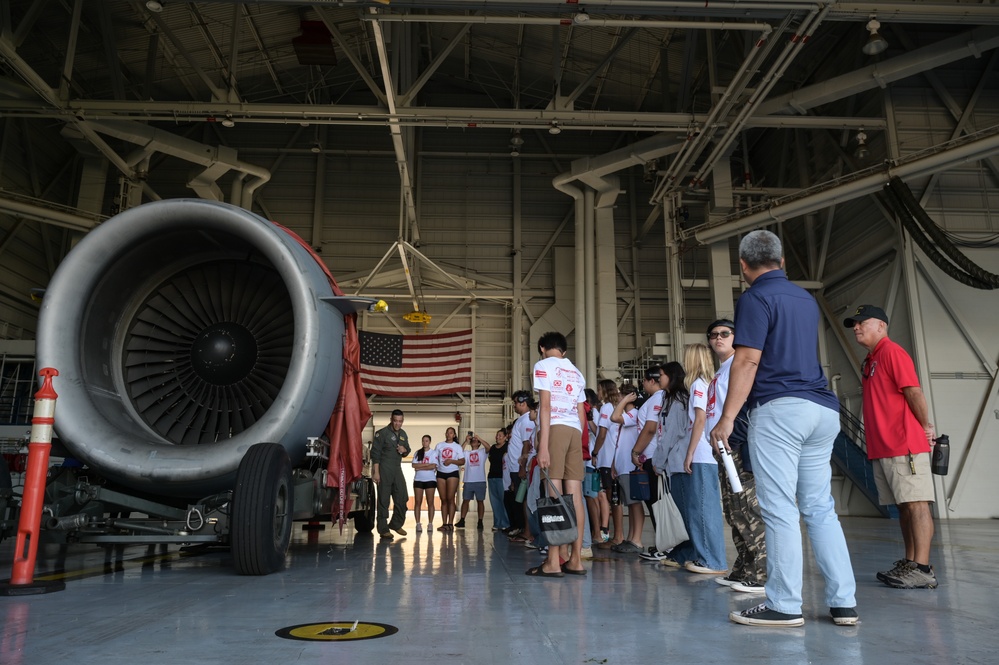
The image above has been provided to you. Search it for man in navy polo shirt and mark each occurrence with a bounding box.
[710,229,858,628]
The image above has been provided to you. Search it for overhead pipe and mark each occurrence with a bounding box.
[185,1,999,24]
[689,6,829,188]
[692,126,999,244]
[653,13,789,201]
[363,14,774,34]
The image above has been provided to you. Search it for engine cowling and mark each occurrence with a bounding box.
[36,199,344,498]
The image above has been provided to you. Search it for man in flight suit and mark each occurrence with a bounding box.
[371,409,411,538]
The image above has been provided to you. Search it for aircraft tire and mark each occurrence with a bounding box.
[231,443,293,575]
[353,478,376,533]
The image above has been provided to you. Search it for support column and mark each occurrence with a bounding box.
[583,187,596,383]
[574,190,587,373]
[595,186,620,381]
[512,158,524,390]
[707,158,736,321]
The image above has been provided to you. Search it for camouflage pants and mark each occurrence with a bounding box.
[717,447,767,584]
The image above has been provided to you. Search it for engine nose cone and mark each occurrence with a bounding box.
[192,323,258,385]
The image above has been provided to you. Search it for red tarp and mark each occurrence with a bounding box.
[275,223,371,528]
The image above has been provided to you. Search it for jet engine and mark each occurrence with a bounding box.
[32,199,372,574]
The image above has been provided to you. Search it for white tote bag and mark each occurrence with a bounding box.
[653,475,689,552]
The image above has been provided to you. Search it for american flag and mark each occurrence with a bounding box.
[359,329,472,396]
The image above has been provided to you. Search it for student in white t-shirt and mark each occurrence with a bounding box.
[605,383,639,549]
[456,432,490,530]
[589,379,619,543]
[610,367,663,555]
[527,331,587,578]
[670,343,728,575]
[434,427,465,532]
[411,435,438,533]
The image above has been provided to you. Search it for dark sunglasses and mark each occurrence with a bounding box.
[707,330,733,340]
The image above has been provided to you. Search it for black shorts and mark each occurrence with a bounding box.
[413,480,437,490]
[437,470,460,480]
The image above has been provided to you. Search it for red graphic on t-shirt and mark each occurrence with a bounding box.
[535,369,547,378]
[553,379,563,388]
[566,384,574,394]
[441,448,453,459]
[469,452,480,464]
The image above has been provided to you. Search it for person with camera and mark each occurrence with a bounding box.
[456,432,489,530]
[846,304,937,589]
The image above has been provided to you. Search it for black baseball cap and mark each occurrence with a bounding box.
[844,304,888,327]
[706,318,735,335]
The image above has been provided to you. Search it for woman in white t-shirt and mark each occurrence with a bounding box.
[605,383,639,550]
[412,434,438,533]
[434,427,465,532]
[590,380,618,543]
[669,344,728,574]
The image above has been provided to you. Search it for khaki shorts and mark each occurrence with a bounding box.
[874,452,935,505]
[547,424,584,481]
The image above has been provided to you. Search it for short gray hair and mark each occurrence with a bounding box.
[739,230,783,270]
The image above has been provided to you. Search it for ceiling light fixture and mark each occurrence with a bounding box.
[862,17,888,56]
[220,115,235,128]
[548,121,561,135]
[573,9,590,25]
[854,128,870,160]
[145,0,164,12]
[311,141,322,154]
[509,130,524,157]
[643,159,658,184]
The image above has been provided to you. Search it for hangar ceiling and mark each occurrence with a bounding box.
[1,0,997,336]
[2,1,998,218]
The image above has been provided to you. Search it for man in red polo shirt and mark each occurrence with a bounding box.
[845,304,938,589]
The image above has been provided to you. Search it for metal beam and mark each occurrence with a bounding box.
[399,22,473,106]
[316,8,387,106]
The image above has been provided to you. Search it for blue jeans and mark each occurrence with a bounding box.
[748,397,857,614]
[668,463,727,571]
[487,477,510,529]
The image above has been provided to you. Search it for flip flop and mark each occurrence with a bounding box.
[560,565,587,576]
[525,566,564,578]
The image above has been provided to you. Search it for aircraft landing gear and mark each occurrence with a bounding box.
[231,443,293,575]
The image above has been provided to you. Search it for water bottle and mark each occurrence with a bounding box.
[931,435,950,476]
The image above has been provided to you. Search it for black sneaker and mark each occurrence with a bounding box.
[455,519,466,529]
[730,603,804,627]
[477,520,484,530]
[830,607,859,626]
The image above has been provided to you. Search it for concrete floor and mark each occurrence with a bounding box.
[1,515,997,665]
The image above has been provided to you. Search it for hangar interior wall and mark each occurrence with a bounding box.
[1,67,997,517]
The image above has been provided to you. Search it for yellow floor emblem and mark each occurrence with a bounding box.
[275,621,398,642]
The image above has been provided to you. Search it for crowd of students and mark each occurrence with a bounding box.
[404,321,766,596]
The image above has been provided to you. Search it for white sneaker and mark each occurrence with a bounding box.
[579,547,593,558]
[415,523,422,533]
[731,580,766,593]
[685,561,727,575]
